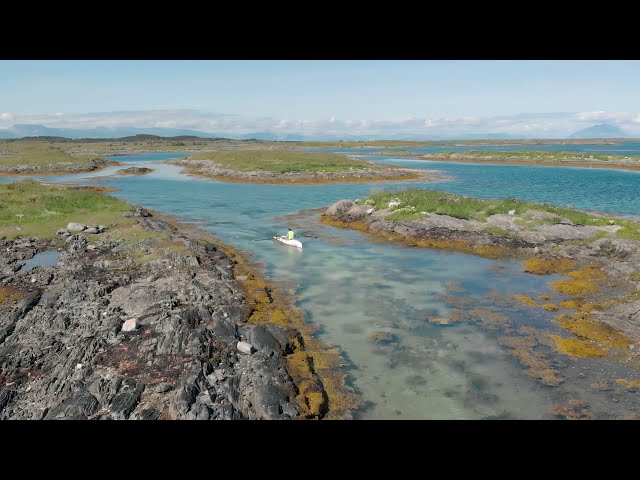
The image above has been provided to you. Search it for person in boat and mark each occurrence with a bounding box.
[286,228,294,241]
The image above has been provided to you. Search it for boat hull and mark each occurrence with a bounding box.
[274,236,302,249]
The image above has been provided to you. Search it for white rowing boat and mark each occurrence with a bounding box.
[273,236,302,249]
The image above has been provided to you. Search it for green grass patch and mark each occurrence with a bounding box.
[187,150,373,174]
[361,190,527,221]
[0,180,132,239]
[0,140,102,168]
[534,205,611,226]
[358,189,638,231]
[364,190,491,221]
[615,220,640,240]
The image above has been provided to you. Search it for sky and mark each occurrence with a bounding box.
[1,60,640,138]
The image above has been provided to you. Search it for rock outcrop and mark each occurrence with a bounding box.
[323,198,640,343]
[0,215,311,420]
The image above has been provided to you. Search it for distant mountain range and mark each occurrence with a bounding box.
[569,123,630,139]
[0,124,227,140]
[0,124,535,141]
[0,122,635,141]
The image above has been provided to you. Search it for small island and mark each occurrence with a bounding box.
[0,140,118,175]
[0,180,356,420]
[173,149,429,183]
[322,189,640,372]
[117,167,154,176]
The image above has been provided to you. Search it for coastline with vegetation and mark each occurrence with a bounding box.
[4,137,640,178]
[321,190,640,374]
[0,141,119,176]
[373,150,640,172]
[173,149,429,184]
[0,181,355,419]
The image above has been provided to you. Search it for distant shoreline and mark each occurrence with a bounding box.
[0,160,121,177]
[370,153,640,173]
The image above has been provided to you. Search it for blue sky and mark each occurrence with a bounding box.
[1,60,640,137]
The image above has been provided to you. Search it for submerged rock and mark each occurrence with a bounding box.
[118,167,153,175]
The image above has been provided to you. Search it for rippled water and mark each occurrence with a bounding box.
[3,148,640,419]
[366,156,640,217]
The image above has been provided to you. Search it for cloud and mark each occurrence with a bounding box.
[424,116,480,128]
[2,109,640,138]
[574,111,640,124]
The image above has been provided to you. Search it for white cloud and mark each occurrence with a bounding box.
[574,111,640,123]
[2,109,640,138]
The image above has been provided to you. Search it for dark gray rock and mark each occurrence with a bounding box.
[0,389,16,412]
[245,325,282,356]
[109,380,144,419]
[0,218,311,420]
[344,204,370,221]
[45,391,100,420]
[134,207,151,217]
[154,383,173,393]
[326,199,355,216]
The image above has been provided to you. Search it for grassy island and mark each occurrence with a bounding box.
[175,149,425,184]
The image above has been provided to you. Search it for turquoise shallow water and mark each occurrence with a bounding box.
[3,148,640,418]
[362,156,640,217]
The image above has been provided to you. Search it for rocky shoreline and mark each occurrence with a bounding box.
[173,158,430,184]
[322,199,640,345]
[0,158,119,176]
[0,207,349,420]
